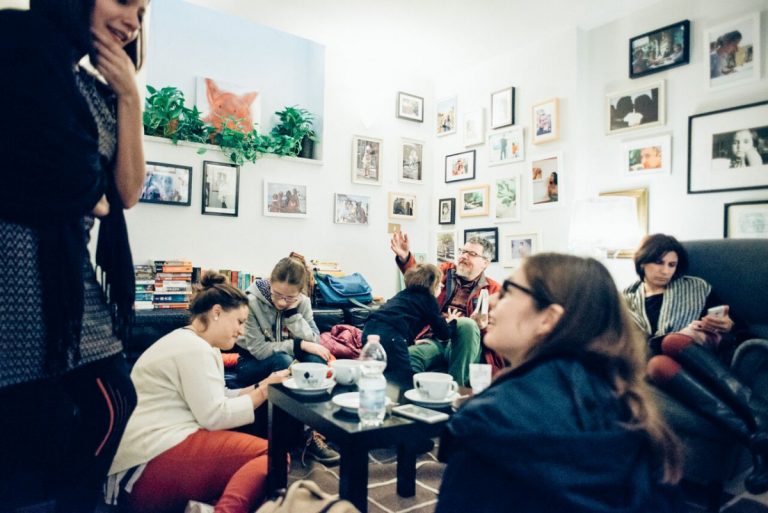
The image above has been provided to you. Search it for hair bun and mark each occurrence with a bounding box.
[200,270,226,288]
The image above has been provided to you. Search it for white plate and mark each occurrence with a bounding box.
[332,392,392,414]
[404,388,458,407]
[283,377,334,395]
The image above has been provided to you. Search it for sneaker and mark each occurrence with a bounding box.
[184,500,215,513]
[302,430,340,466]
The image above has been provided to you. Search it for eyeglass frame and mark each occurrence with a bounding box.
[270,290,301,303]
[500,279,553,309]
[458,247,489,260]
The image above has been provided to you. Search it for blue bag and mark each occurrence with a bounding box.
[314,272,373,307]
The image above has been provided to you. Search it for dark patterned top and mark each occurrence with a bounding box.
[0,67,122,388]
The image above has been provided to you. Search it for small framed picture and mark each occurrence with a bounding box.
[494,175,521,223]
[388,192,416,220]
[438,198,456,225]
[351,135,382,185]
[489,127,525,166]
[501,232,540,268]
[606,81,665,135]
[459,184,490,218]
[622,134,671,177]
[599,187,649,258]
[463,109,485,147]
[264,181,308,218]
[140,162,192,206]
[202,161,239,217]
[705,13,761,90]
[464,227,499,262]
[532,98,559,144]
[436,230,458,263]
[399,138,424,184]
[490,87,515,129]
[629,20,690,79]
[334,193,369,225]
[444,150,476,183]
[687,100,768,194]
[437,96,457,136]
[530,153,562,209]
[397,92,424,122]
[724,200,768,239]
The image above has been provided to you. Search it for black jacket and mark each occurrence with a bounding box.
[436,355,684,513]
[366,286,451,343]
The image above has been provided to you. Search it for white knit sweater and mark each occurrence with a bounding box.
[109,328,254,475]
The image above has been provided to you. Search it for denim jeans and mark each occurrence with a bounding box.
[235,349,324,387]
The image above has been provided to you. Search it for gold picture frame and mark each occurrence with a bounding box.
[598,187,649,258]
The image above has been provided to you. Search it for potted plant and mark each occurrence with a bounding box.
[270,106,318,158]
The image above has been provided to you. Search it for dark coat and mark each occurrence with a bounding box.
[436,356,684,513]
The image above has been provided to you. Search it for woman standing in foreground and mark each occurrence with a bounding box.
[436,253,684,513]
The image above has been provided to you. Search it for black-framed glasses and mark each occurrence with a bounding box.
[458,248,487,260]
[500,279,552,308]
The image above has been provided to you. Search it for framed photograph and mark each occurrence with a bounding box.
[530,153,562,208]
[436,230,457,263]
[140,162,192,206]
[501,232,540,268]
[489,127,525,166]
[388,192,416,220]
[724,200,768,239]
[490,87,515,129]
[351,135,382,185]
[334,193,369,225]
[459,184,490,218]
[438,198,456,225]
[606,81,665,135]
[202,161,239,217]
[687,100,768,194]
[494,176,521,223]
[629,20,690,79]
[264,181,308,218]
[464,227,499,262]
[598,188,649,258]
[397,91,424,122]
[463,109,485,147]
[622,134,671,177]
[437,96,457,136]
[705,13,761,90]
[399,138,424,183]
[531,98,559,144]
[444,150,476,183]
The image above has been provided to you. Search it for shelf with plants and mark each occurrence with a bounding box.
[143,85,320,166]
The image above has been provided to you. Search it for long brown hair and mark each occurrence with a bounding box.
[189,271,248,328]
[519,253,682,484]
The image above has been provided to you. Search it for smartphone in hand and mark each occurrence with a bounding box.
[707,305,726,319]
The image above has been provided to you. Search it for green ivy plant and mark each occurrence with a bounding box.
[142,85,318,165]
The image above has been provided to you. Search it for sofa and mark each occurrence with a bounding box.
[649,238,768,510]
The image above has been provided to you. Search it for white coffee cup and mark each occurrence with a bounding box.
[292,362,334,388]
[413,372,458,400]
[330,359,361,385]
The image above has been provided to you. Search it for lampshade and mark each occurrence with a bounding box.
[568,197,642,257]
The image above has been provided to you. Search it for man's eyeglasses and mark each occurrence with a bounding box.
[458,248,488,260]
[271,291,300,303]
[500,279,552,308]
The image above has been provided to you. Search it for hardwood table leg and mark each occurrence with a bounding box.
[396,442,417,497]
[339,442,369,513]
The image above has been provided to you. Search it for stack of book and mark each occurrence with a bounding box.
[218,269,259,290]
[153,260,193,309]
[134,264,155,310]
[311,259,344,277]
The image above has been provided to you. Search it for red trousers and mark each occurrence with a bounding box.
[123,429,269,513]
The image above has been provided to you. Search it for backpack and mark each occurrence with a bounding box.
[313,272,373,307]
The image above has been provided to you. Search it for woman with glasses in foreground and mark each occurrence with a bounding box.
[436,253,684,513]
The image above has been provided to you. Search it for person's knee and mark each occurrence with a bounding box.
[301,353,326,365]
[270,352,294,371]
[454,317,481,340]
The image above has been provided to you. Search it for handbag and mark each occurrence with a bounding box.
[255,480,359,513]
[314,272,373,307]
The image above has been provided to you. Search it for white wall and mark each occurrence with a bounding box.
[123,0,768,297]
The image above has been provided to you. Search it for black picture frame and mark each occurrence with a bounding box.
[687,100,768,194]
[629,20,690,79]
[202,161,240,217]
[396,92,424,122]
[464,227,499,262]
[139,161,192,206]
[438,198,456,225]
[490,87,515,129]
[724,200,768,238]
[444,150,476,183]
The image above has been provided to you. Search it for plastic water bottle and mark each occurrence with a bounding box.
[358,335,387,427]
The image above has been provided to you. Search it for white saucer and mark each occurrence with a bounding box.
[332,392,393,414]
[283,377,334,395]
[404,388,458,407]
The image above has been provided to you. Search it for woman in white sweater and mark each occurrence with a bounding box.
[106,271,287,513]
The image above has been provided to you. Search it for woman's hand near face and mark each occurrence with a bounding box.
[91,29,139,100]
[300,341,332,361]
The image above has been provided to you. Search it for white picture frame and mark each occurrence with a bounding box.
[704,13,761,91]
[398,138,425,184]
[459,184,490,218]
[529,152,563,209]
[334,193,370,225]
[388,192,417,220]
[621,134,672,177]
[488,127,525,166]
[351,135,383,185]
[606,81,665,135]
[263,180,308,218]
[437,96,458,136]
[501,231,541,268]
[463,109,485,147]
[436,230,458,263]
[494,175,521,223]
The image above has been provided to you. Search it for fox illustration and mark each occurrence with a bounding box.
[203,78,258,133]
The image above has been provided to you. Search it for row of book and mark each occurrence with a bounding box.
[311,259,344,277]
